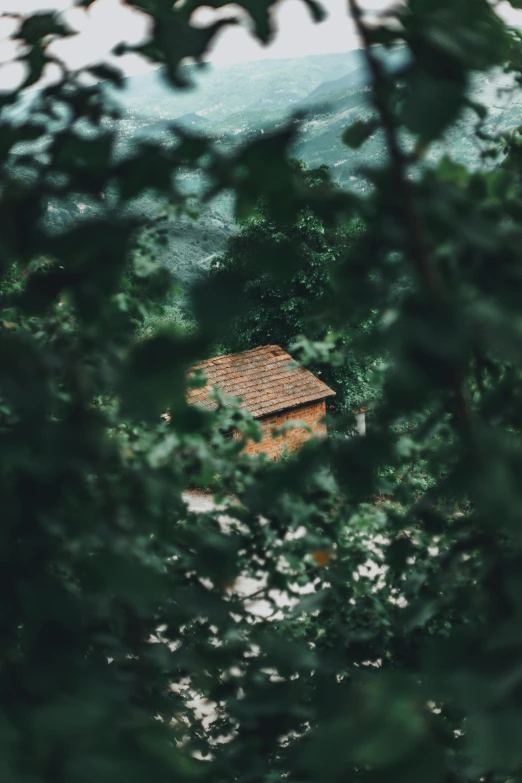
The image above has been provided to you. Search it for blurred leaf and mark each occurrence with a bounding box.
[88,63,125,87]
[401,68,466,141]
[16,12,73,44]
[302,0,326,23]
[342,119,379,149]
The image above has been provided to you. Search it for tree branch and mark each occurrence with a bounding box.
[347,0,471,431]
[347,0,440,295]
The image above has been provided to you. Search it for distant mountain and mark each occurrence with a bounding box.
[117,52,365,123]
[113,47,422,190]
[173,112,211,131]
[49,51,522,288]
[98,52,379,289]
[14,48,522,293]
[304,67,368,104]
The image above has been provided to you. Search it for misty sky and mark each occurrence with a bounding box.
[1,0,522,89]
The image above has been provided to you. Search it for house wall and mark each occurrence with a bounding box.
[243,399,328,460]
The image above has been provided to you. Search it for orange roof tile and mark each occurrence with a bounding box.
[188,345,335,419]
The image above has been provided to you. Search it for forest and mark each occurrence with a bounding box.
[2,1,522,782]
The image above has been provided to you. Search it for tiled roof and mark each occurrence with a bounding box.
[188,345,335,419]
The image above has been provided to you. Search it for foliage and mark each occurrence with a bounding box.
[3,2,522,783]
[212,162,380,411]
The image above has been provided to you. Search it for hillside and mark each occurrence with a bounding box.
[50,51,522,289]
[102,51,376,288]
[118,52,365,123]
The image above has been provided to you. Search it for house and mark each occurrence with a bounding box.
[187,345,335,459]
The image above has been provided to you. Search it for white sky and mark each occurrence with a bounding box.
[1,0,522,90]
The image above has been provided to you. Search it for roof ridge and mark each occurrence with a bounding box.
[191,344,284,371]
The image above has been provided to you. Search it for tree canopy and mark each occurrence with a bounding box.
[2,1,522,783]
[212,161,378,412]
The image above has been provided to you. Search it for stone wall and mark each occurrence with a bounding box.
[243,399,328,459]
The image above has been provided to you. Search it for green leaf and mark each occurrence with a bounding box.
[87,63,125,88]
[342,119,378,149]
[17,12,73,44]
[0,122,45,163]
[401,67,467,142]
[181,0,274,43]
[302,0,326,23]
[120,330,203,420]
[20,45,48,89]
[366,25,400,46]
[115,144,175,200]
[18,269,72,314]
